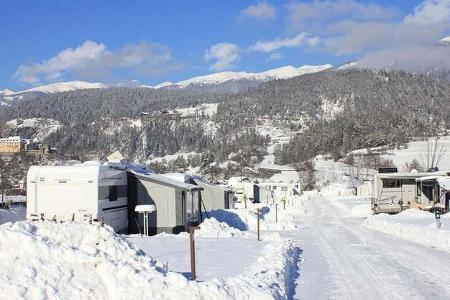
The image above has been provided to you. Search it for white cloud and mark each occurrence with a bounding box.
[404,0,450,25]
[284,0,450,58]
[269,53,283,60]
[204,43,241,71]
[241,1,276,20]
[14,40,183,84]
[250,33,320,52]
[286,0,398,33]
[358,45,450,72]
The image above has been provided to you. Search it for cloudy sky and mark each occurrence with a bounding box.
[1,0,449,89]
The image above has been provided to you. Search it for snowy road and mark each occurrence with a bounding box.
[287,195,450,300]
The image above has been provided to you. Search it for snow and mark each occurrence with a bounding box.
[147,151,198,164]
[291,189,450,299]
[0,206,26,225]
[0,89,14,95]
[440,36,450,45]
[17,81,107,94]
[174,103,219,118]
[0,216,299,299]
[6,118,62,140]
[365,209,450,252]
[346,136,450,171]
[149,64,332,89]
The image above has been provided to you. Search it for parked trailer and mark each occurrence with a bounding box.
[371,171,446,214]
[26,162,128,232]
[194,178,235,211]
[127,172,202,235]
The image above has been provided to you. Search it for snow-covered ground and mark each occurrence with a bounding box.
[3,173,450,299]
[347,136,450,171]
[0,206,26,225]
[291,189,450,299]
[0,203,301,299]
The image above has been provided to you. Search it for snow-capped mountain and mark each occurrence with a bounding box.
[440,36,450,46]
[17,81,107,94]
[0,89,14,96]
[149,64,332,89]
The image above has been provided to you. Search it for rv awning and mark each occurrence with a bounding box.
[415,175,443,182]
[128,171,202,192]
[437,177,450,191]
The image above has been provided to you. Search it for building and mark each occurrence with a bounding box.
[193,177,235,211]
[258,181,298,204]
[371,171,447,214]
[0,136,25,154]
[127,172,202,235]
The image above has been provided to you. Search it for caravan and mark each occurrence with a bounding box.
[26,162,128,232]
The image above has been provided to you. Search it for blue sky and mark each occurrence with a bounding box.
[1,0,449,90]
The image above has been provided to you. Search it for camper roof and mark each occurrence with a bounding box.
[128,171,202,192]
[193,178,232,192]
[375,171,446,180]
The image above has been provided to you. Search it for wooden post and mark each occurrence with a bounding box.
[275,204,278,223]
[257,208,261,241]
[244,194,247,209]
[190,226,200,281]
[283,200,286,210]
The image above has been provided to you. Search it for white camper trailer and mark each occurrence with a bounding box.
[27,162,128,232]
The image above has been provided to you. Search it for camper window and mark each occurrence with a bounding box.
[109,186,118,202]
[383,180,401,188]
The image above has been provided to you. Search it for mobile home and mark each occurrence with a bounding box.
[27,162,128,232]
[127,172,202,235]
[371,171,444,214]
[228,178,257,204]
[415,175,450,213]
[258,182,294,204]
[193,178,235,211]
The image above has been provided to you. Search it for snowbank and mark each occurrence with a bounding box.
[207,206,298,232]
[0,221,299,299]
[196,217,245,238]
[365,209,450,252]
[0,206,26,225]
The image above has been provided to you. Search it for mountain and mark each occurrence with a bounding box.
[440,36,450,46]
[148,64,332,90]
[17,81,107,94]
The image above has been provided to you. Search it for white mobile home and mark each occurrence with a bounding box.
[371,171,445,214]
[128,172,202,234]
[27,162,128,232]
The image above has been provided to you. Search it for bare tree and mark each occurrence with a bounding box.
[420,137,447,170]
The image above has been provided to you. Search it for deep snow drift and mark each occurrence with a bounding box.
[0,216,299,299]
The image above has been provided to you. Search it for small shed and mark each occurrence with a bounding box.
[127,172,202,235]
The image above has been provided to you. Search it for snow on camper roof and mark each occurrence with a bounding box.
[128,171,202,192]
[193,178,232,192]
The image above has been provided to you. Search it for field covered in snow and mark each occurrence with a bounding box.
[0,201,303,299]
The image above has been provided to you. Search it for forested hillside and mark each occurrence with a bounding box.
[2,69,450,177]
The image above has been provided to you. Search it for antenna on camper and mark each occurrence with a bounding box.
[135,205,156,237]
